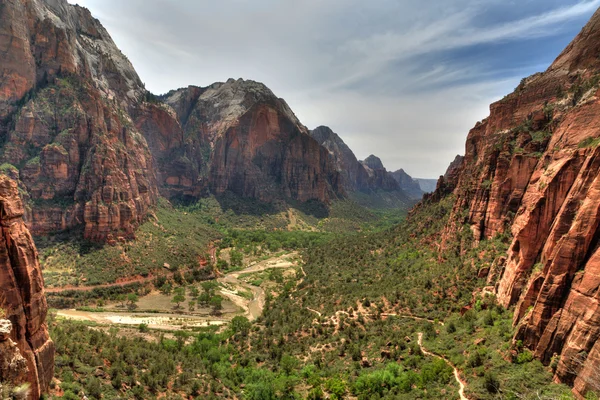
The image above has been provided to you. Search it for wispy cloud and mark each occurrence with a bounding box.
[66,0,598,177]
[334,0,600,90]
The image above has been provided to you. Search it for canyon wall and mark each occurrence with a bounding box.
[0,0,345,240]
[432,7,600,396]
[0,0,158,241]
[157,80,344,203]
[0,175,54,399]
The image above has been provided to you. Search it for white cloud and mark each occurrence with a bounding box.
[64,0,597,177]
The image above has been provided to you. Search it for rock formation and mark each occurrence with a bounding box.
[0,0,158,241]
[429,7,600,397]
[309,126,373,192]
[151,80,344,203]
[0,320,29,396]
[360,155,400,192]
[308,127,415,207]
[0,175,54,399]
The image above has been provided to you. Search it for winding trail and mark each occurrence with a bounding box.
[418,332,468,400]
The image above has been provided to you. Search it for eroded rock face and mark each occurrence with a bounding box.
[431,7,600,396]
[155,79,344,203]
[309,126,372,193]
[0,0,158,241]
[0,175,54,399]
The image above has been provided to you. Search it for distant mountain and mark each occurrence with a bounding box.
[309,127,414,207]
[390,169,424,199]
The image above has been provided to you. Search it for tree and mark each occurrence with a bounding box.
[200,281,218,306]
[172,294,185,309]
[159,283,172,295]
[127,294,139,311]
[210,296,223,315]
[230,249,243,267]
[116,294,127,308]
[231,316,251,338]
[280,354,298,375]
[484,372,500,393]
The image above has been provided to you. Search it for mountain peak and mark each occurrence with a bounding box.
[361,155,385,171]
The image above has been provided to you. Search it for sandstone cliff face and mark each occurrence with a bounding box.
[0,175,54,399]
[0,0,158,241]
[432,8,600,396]
[156,79,344,203]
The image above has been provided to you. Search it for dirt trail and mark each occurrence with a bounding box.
[47,243,218,294]
[418,332,468,400]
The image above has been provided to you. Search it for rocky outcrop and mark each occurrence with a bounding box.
[430,7,600,397]
[0,0,158,241]
[390,169,424,199]
[155,80,344,203]
[360,155,400,192]
[0,320,29,394]
[0,175,54,399]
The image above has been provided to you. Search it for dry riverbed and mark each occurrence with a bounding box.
[55,252,299,331]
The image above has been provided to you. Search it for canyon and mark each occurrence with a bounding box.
[428,7,600,397]
[1,0,600,398]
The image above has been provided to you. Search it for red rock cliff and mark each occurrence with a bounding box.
[0,175,54,399]
[432,7,600,396]
[0,0,158,241]
[153,79,344,203]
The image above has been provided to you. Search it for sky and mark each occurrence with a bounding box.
[67,0,600,178]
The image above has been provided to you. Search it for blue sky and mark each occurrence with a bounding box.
[67,0,600,178]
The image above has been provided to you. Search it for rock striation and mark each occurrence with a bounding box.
[0,175,54,399]
[429,7,600,397]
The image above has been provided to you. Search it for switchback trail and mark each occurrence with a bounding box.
[418,332,468,400]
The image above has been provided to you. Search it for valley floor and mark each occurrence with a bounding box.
[55,252,299,331]
[44,198,585,400]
